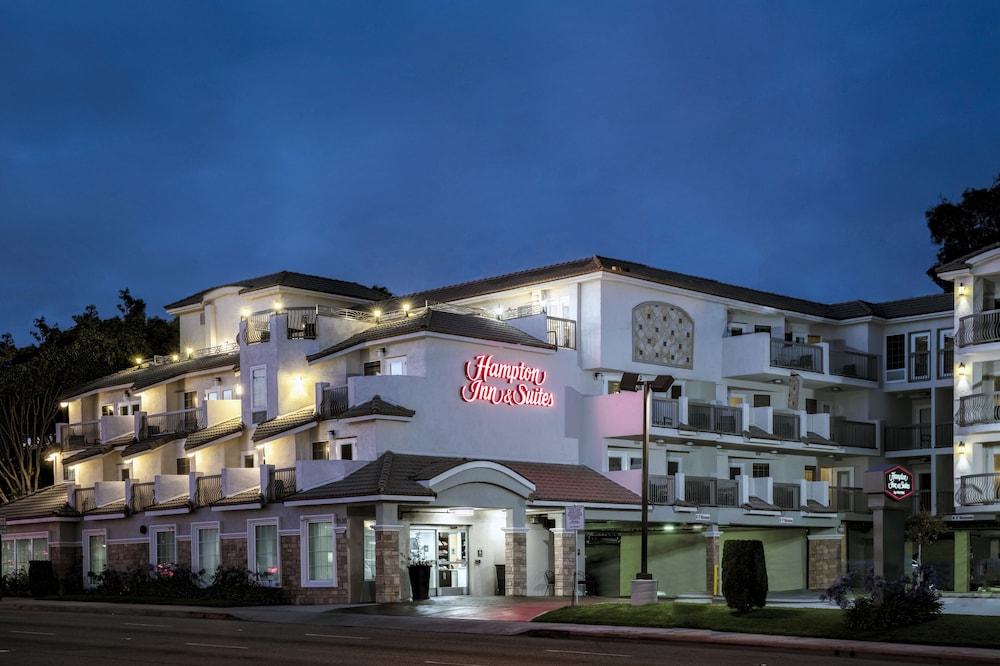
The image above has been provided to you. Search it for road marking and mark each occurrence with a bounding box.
[11,631,55,636]
[424,661,484,666]
[545,649,632,658]
[304,633,370,640]
[123,623,171,628]
[185,642,248,650]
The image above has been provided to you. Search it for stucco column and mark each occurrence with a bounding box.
[503,528,529,596]
[807,531,845,590]
[704,527,722,596]
[552,528,577,596]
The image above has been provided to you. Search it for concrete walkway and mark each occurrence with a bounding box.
[4,592,1000,664]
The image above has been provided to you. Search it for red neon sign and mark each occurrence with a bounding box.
[460,354,555,407]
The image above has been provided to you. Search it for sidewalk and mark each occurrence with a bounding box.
[5,593,1000,664]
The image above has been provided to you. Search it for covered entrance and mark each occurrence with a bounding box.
[410,527,469,596]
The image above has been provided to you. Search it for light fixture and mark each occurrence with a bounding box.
[771,379,783,384]
[959,441,966,455]
[373,309,381,322]
[449,507,474,517]
[494,305,503,320]
[959,363,967,376]
[134,356,143,366]
[186,347,194,358]
[171,354,179,362]
[273,300,283,312]
[240,307,250,320]
[830,386,842,392]
[403,303,411,317]
[59,402,69,408]
[958,282,967,296]
[770,450,778,455]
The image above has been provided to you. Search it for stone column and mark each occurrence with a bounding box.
[373,502,402,603]
[503,528,528,596]
[807,531,844,589]
[704,527,722,596]
[552,528,577,596]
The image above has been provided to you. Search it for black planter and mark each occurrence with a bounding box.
[408,565,431,600]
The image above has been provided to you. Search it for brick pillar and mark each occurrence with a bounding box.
[704,528,721,596]
[504,528,528,596]
[807,533,844,590]
[552,528,578,596]
[374,525,402,603]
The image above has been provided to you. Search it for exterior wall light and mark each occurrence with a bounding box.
[958,441,966,455]
[958,362,967,376]
[958,282,967,296]
[134,356,143,366]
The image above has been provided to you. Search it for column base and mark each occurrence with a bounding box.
[630,577,659,605]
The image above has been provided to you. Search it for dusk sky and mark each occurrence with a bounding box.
[2,1,998,346]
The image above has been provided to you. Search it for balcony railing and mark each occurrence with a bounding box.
[546,317,576,349]
[687,403,742,435]
[773,413,800,440]
[266,467,297,501]
[830,419,878,449]
[286,307,317,340]
[957,393,1000,427]
[936,422,953,447]
[774,483,801,510]
[651,398,679,427]
[130,481,155,512]
[770,340,824,373]
[685,476,739,507]
[957,310,1000,347]
[958,473,1000,506]
[320,385,349,419]
[884,424,931,451]
[142,408,203,439]
[244,311,272,345]
[828,486,867,513]
[830,350,879,381]
[74,487,96,512]
[61,420,100,449]
[648,475,675,505]
[909,351,931,382]
[195,475,222,507]
[938,348,954,378]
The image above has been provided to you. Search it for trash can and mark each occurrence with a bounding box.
[495,564,506,595]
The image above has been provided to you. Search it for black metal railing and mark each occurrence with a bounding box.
[286,307,317,340]
[830,419,878,449]
[773,413,799,440]
[958,473,1000,506]
[195,475,222,507]
[687,403,742,435]
[74,487,95,512]
[266,467,297,501]
[770,339,824,373]
[829,486,868,513]
[142,409,202,438]
[957,310,1000,347]
[546,317,576,349]
[884,424,932,451]
[830,350,879,381]
[320,385,349,419]
[957,393,1000,427]
[61,421,100,449]
[130,482,155,512]
[648,475,675,505]
[938,347,954,378]
[684,477,739,507]
[935,422,953,448]
[909,351,931,381]
[651,398,679,427]
[774,483,800,509]
[244,311,271,344]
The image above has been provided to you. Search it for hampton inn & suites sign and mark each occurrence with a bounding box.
[460,354,555,407]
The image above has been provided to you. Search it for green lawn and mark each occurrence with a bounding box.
[534,601,1000,649]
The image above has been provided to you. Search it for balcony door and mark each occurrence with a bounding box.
[910,332,930,381]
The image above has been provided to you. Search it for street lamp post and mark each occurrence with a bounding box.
[620,372,674,603]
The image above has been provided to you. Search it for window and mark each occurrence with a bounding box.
[63,464,76,482]
[386,356,407,376]
[754,325,772,334]
[312,441,329,461]
[193,523,220,584]
[910,332,931,381]
[364,361,381,376]
[752,463,770,478]
[118,400,140,416]
[222,389,234,400]
[804,465,818,482]
[608,450,642,472]
[886,334,905,381]
[176,457,190,475]
[335,438,355,461]
[753,394,771,408]
[101,404,115,417]
[2,535,48,575]
[249,519,280,586]
[243,450,258,468]
[83,529,106,587]
[118,465,130,481]
[938,329,954,378]
[251,366,267,422]
[728,322,748,336]
[301,517,336,586]
[150,526,176,566]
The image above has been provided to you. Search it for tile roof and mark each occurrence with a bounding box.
[122,432,178,459]
[336,395,415,420]
[84,499,127,517]
[307,308,555,363]
[212,487,262,507]
[63,443,116,466]
[185,416,244,451]
[59,351,240,401]
[165,271,391,310]
[0,485,79,521]
[252,407,317,443]
[378,255,951,321]
[142,496,192,513]
[288,452,640,506]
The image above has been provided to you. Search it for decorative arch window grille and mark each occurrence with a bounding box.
[632,302,693,368]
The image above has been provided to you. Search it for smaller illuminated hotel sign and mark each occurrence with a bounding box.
[884,465,915,501]
[460,354,555,407]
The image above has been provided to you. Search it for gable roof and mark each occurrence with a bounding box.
[379,255,951,321]
[165,271,391,310]
[0,485,79,521]
[288,451,640,506]
[252,407,317,443]
[307,307,555,363]
[185,416,244,451]
[337,395,416,420]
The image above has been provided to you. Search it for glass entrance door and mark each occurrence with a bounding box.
[436,528,468,595]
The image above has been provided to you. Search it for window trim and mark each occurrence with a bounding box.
[300,514,338,588]
[149,524,177,567]
[248,518,281,587]
[192,521,220,585]
[2,532,50,576]
[82,528,107,588]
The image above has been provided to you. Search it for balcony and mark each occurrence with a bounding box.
[687,402,742,435]
[830,418,878,449]
[958,473,1000,506]
[320,385,349,419]
[265,467,297,501]
[770,339,824,373]
[957,310,1000,347]
[957,393,1000,427]
[722,334,877,386]
[828,486,867,513]
[546,317,576,349]
[884,424,932,451]
[684,476,739,507]
[142,408,203,439]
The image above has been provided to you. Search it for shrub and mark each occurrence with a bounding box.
[822,567,943,631]
[1,569,30,597]
[721,539,768,613]
[206,566,286,605]
[28,560,59,597]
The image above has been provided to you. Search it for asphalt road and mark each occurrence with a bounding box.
[0,607,867,665]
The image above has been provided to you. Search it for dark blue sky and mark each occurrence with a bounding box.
[2,1,998,345]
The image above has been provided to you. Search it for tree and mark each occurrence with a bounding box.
[721,539,768,613]
[0,290,178,502]
[905,510,948,584]
[926,172,1000,289]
